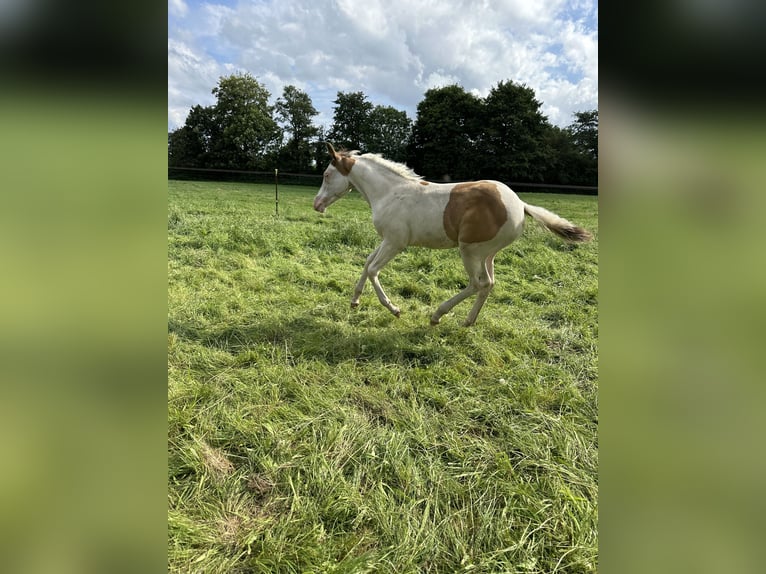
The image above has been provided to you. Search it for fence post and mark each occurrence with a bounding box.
[274,168,279,216]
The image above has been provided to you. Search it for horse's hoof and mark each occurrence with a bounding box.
[430,317,440,326]
[392,309,401,318]
[350,302,359,309]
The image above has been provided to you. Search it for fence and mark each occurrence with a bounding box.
[168,166,597,195]
[168,166,323,187]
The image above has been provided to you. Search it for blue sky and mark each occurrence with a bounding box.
[168,0,597,132]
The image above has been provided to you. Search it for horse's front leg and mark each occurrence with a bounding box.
[366,240,405,317]
[351,246,380,308]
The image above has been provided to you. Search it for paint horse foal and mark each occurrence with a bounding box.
[313,143,592,326]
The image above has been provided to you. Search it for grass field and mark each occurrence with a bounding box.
[168,180,598,573]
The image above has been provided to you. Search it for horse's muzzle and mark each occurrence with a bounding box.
[313,196,326,213]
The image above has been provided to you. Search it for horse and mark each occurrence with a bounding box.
[313,143,592,326]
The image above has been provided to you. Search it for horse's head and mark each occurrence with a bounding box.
[313,143,355,213]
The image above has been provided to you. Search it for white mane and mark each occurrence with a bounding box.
[355,152,423,182]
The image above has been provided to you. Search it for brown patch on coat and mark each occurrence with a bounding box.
[331,155,355,176]
[443,181,508,243]
[331,149,356,176]
[419,181,429,186]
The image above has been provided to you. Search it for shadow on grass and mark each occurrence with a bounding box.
[168,313,464,367]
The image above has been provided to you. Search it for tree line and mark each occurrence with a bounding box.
[168,72,597,187]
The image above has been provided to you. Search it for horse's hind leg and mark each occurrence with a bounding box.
[485,253,496,284]
[430,248,490,325]
[463,252,496,326]
[430,283,477,325]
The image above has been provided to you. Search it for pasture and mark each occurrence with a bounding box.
[168,180,598,573]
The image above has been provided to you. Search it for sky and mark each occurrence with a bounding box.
[168,0,597,133]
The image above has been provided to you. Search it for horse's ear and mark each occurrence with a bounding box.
[326,142,339,161]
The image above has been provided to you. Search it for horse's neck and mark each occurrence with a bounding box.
[350,161,404,210]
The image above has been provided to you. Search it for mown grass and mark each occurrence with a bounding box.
[168,179,598,573]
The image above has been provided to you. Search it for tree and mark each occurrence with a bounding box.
[209,73,279,169]
[327,91,374,151]
[310,125,328,173]
[542,124,583,185]
[569,110,598,161]
[168,104,217,167]
[562,110,598,186]
[481,80,553,182]
[408,85,483,180]
[275,85,320,172]
[366,105,412,162]
[168,127,199,168]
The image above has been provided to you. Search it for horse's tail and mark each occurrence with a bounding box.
[523,203,593,243]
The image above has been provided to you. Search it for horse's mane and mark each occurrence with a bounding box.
[341,149,423,182]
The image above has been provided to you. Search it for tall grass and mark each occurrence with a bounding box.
[168,180,598,573]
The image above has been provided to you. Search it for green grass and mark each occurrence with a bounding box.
[168,180,598,573]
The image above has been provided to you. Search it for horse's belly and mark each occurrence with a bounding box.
[407,220,456,248]
[410,233,456,249]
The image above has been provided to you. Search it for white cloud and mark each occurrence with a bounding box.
[168,0,188,19]
[167,0,598,131]
[560,21,598,78]
[422,72,461,91]
[167,38,236,130]
[538,76,598,127]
